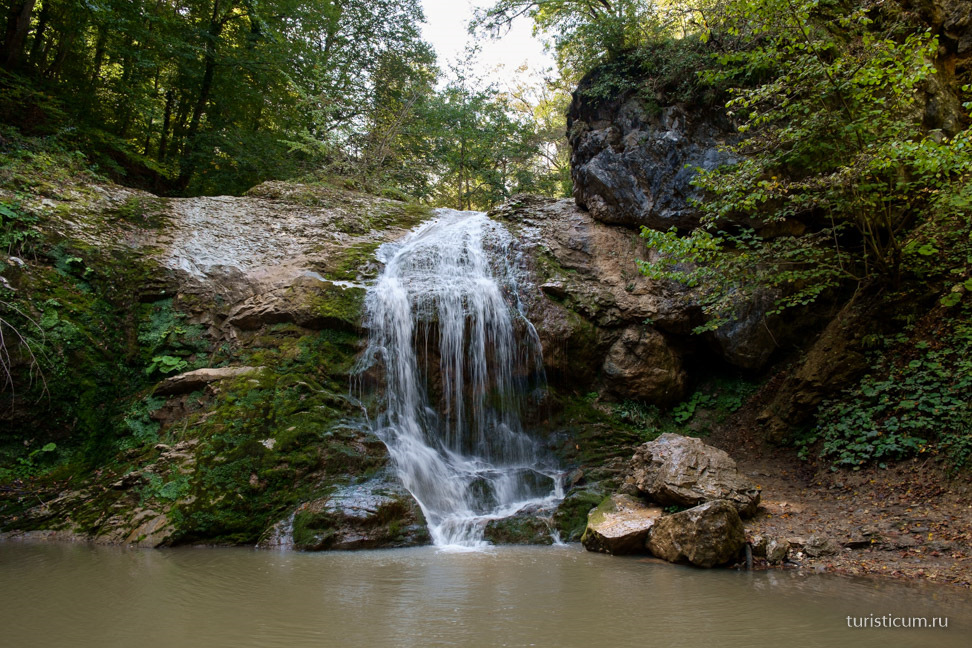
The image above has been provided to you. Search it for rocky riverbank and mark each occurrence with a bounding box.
[705,407,972,588]
[575,429,971,588]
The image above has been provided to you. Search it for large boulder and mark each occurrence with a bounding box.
[581,493,662,555]
[647,500,747,567]
[600,326,687,406]
[285,476,430,551]
[484,506,558,545]
[568,63,735,231]
[627,433,760,516]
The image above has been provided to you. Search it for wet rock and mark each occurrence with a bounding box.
[627,433,761,517]
[224,280,364,333]
[153,366,262,396]
[289,476,430,551]
[484,508,557,545]
[110,471,148,490]
[123,510,174,547]
[494,198,694,397]
[96,508,174,547]
[496,196,800,395]
[647,500,747,568]
[554,484,614,542]
[581,494,662,555]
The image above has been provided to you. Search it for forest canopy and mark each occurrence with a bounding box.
[0,0,568,204]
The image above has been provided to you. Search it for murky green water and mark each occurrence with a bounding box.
[1,542,969,647]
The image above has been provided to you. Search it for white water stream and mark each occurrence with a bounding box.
[360,209,562,548]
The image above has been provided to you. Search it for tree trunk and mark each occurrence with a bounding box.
[27,0,49,67]
[1,0,37,70]
[159,89,174,162]
[44,30,76,80]
[90,28,108,86]
[179,0,227,188]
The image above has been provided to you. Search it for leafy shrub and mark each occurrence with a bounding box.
[672,392,716,424]
[0,199,40,256]
[805,312,972,470]
[146,355,188,376]
[139,473,190,504]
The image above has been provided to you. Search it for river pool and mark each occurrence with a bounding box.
[1,542,969,647]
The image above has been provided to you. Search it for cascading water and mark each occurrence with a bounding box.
[359,209,562,548]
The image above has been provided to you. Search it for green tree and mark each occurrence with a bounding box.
[499,69,573,197]
[639,0,972,329]
[0,0,436,195]
[422,57,541,210]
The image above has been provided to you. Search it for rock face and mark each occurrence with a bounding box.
[647,500,747,568]
[581,494,663,555]
[708,290,784,371]
[757,290,882,442]
[601,326,687,404]
[627,433,761,517]
[495,195,797,398]
[153,366,262,396]
[0,179,441,550]
[567,66,735,230]
[911,0,972,127]
[494,197,696,399]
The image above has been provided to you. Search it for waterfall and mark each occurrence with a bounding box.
[359,209,562,548]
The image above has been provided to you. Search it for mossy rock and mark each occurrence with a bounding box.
[312,285,366,332]
[290,483,430,551]
[554,487,611,542]
[484,514,555,545]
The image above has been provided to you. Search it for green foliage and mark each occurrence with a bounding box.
[426,68,544,209]
[145,355,188,376]
[575,36,724,111]
[18,442,56,469]
[139,473,191,504]
[567,375,757,446]
[1,1,574,203]
[667,378,755,434]
[0,198,40,256]
[0,0,440,195]
[803,307,972,470]
[672,392,716,424]
[610,399,661,440]
[477,0,685,80]
[0,440,59,483]
[111,197,168,228]
[120,396,166,449]
[137,299,207,372]
[639,0,972,329]
[165,328,373,544]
